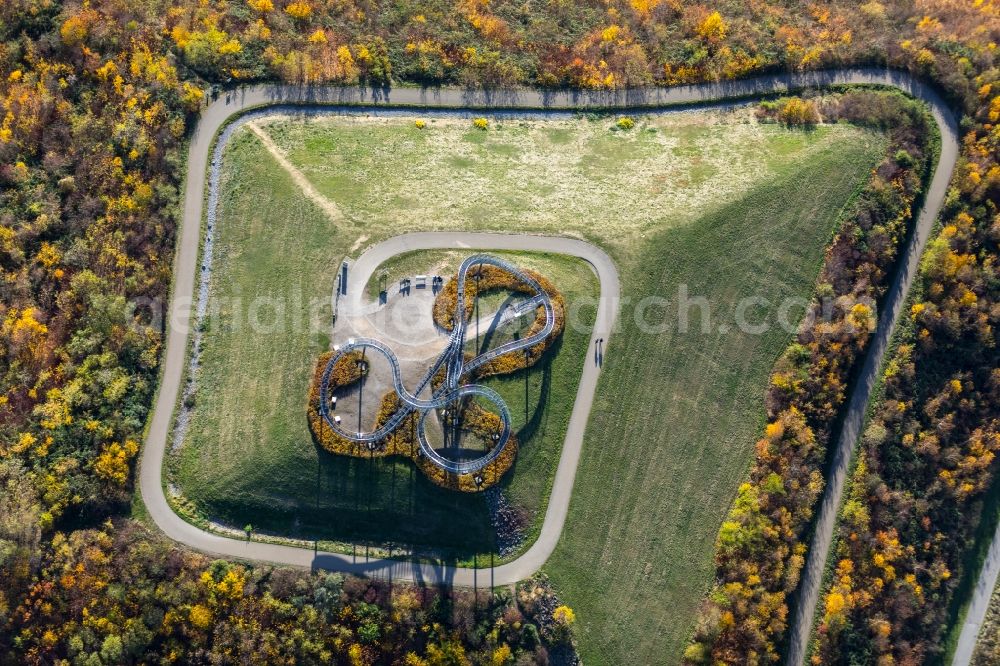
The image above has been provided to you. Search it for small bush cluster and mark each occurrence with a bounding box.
[779,97,820,125]
[758,96,822,125]
[307,350,391,452]
[516,574,579,654]
[616,116,635,130]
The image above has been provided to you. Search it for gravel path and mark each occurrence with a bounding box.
[953,519,1000,665]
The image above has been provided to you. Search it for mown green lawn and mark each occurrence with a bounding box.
[174,129,597,562]
[545,142,886,663]
[173,110,886,663]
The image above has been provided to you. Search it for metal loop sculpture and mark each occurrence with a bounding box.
[319,254,554,476]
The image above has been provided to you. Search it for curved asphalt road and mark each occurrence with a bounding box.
[782,81,957,665]
[954,519,1000,665]
[139,70,961,645]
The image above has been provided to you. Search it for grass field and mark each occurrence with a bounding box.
[172,109,886,662]
[173,152,596,559]
[363,248,596,526]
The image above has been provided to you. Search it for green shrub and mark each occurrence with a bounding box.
[894,148,915,167]
[777,98,820,126]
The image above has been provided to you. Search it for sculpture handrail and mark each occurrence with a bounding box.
[318,254,555,478]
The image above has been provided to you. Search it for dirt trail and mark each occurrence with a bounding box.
[246,121,346,225]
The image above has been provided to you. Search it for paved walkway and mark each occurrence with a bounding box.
[139,70,960,618]
[953,519,1000,665]
[782,82,958,666]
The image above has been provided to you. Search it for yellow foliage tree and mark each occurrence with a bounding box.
[284,1,313,20]
[777,98,820,125]
[696,11,728,42]
[553,605,576,625]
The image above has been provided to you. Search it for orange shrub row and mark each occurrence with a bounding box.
[306,351,517,492]
[432,265,566,377]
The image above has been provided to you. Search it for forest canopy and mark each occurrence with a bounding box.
[1,0,998,663]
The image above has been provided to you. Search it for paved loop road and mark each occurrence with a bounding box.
[953,519,1000,665]
[140,70,961,654]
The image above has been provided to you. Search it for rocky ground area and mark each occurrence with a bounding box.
[486,487,529,557]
